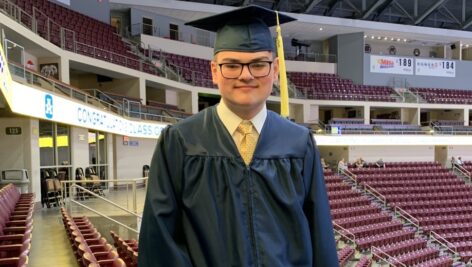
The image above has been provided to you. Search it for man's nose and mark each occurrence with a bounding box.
[238,65,254,80]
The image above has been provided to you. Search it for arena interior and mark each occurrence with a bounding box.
[2,0,472,266]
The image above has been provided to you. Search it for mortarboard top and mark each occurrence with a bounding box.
[185,5,296,54]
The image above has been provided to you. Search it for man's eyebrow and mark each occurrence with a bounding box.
[219,57,271,63]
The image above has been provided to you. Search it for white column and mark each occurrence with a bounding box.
[191,91,199,114]
[303,104,318,123]
[60,57,69,84]
[364,105,370,124]
[139,77,146,105]
[27,119,41,202]
[465,108,469,126]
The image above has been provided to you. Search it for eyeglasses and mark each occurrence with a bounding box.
[218,61,273,79]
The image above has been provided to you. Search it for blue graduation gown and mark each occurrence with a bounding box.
[138,106,339,267]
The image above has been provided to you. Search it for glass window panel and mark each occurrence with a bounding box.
[89,131,97,165]
[57,124,70,165]
[98,133,107,164]
[39,121,55,166]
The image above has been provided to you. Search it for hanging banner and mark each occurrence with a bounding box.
[415,58,455,77]
[370,55,413,75]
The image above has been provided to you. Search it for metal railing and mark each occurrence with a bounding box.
[452,164,471,182]
[394,206,419,228]
[293,87,403,102]
[332,222,355,244]
[61,177,147,214]
[61,177,147,234]
[7,60,181,123]
[371,246,407,267]
[363,183,387,206]
[66,184,141,233]
[323,126,428,135]
[128,22,216,48]
[431,124,472,135]
[339,168,358,186]
[283,50,336,63]
[429,231,458,256]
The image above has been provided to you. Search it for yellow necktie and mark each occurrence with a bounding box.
[237,120,256,165]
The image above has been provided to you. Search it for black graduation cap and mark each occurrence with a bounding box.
[185,5,296,54]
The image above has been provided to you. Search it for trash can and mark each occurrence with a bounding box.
[1,169,30,193]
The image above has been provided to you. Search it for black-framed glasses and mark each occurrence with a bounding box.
[218,61,273,79]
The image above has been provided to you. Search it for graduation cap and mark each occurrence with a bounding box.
[185,5,296,54]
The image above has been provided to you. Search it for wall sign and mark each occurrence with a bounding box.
[415,58,455,77]
[370,55,413,75]
[9,81,167,139]
[5,127,21,135]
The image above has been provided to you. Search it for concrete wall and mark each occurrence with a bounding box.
[51,0,110,24]
[337,33,364,84]
[113,135,157,179]
[0,118,40,201]
[348,145,435,163]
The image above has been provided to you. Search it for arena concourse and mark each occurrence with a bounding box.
[1,0,472,266]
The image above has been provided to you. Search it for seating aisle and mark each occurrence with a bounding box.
[29,208,76,267]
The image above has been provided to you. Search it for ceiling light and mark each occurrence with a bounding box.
[371,36,375,39]
[403,38,407,42]
[390,37,394,41]
[364,35,367,38]
[377,36,382,40]
[319,27,323,31]
[397,38,401,42]
[384,37,388,40]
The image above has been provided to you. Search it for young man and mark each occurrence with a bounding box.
[138,5,338,267]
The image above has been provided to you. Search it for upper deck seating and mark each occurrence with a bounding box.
[14,0,141,69]
[288,72,397,102]
[152,51,215,88]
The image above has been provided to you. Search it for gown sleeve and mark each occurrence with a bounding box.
[303,133,340,267]
[138,126,193,267]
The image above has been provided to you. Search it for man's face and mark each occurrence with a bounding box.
[211,51,279,117]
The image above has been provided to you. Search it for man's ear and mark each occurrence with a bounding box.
[211,60,219,84]
[273,57,279,81]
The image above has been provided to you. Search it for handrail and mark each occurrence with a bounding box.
[69,198,139,234]
[452,164,471,181]
[371,246,406,267]
[363,183,387,206]
[394,206,419,228]
[65,183,142,219]
[7,60,182,123]
[332,222,355,243]
[61,177,147,214]
[429,231,458,256]
[340,168,358,185]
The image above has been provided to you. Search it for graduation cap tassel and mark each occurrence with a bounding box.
[275,11,289,119]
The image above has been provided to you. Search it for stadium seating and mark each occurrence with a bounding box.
[151,51,215,88]
[337,246,354,266]
[410,87,472,104]
[11,0,142,69]
[430,120,472,133]
[110,231,138,267]
[0,184,34,266]
[288,72,397,102]
[61,208,126,267]
[326,118,424,134]
[349,161,472,262]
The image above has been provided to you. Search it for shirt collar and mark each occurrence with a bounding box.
[216,100,267,135]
